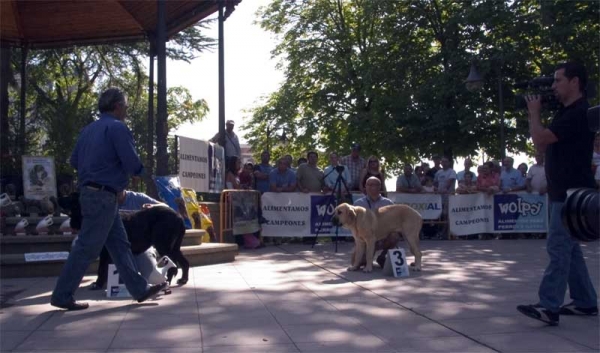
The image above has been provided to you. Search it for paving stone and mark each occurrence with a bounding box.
[473,331,595,352]
[1,240,597,353]
[14,329,117,351]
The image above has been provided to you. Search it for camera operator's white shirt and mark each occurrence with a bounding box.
[527,164,547,192]
[323,164,351,191]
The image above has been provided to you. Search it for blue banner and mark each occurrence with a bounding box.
[309,194,335,235]
[154,175,193,229]
[493,193,547,232]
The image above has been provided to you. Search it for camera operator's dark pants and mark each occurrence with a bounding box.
[538,202,597,312]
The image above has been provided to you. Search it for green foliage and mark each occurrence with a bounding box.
[3,21,214,178]
[247,0,599,175]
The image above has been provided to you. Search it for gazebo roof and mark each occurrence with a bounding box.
[0,0,240,49]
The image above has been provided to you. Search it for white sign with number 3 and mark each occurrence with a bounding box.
[383,248,410,278]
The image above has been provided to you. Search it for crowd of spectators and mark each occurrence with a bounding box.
[222,134,600,195]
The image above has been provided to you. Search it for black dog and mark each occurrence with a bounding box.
[60,192,189,287]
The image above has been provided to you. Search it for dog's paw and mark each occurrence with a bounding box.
[88,282,103,291]
[410,262,421,271]
[347,266,359,272]
[177,278,188,285]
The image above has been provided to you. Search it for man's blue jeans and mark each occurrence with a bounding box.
[538,201,597,312]
[51,187,149,304]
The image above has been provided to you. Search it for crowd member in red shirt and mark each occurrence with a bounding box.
[239,162,255,190]
[476,162,500,194]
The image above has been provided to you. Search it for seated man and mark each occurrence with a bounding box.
[354,177,399,268]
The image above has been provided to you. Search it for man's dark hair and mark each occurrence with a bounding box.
[555,62,587,93]
[98,88,126,113]
[307,151,318,159]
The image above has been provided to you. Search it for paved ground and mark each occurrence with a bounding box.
[1,239,599,352]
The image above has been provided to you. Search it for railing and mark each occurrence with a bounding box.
[219,189,261,243]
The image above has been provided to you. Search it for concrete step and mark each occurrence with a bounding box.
[181,243,238,267]
[0,229,207,254]
[1,253,100,278]
[0,243,238,278]
[0,227,236,278]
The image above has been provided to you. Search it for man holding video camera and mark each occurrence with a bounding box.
[517,62,597,326]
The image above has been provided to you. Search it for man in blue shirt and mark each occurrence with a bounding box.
[354,177,394,211]
[353,177,396,267]
[118,190,164,211]
[253,151,273,194]
[500,157,526,193]
[269,158,297,192]
[51,88,166,311]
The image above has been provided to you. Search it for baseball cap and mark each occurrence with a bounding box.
[351,143,361,151]
[226,119,235,125]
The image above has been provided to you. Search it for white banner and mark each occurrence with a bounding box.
[260,192,548,238]
[448,193,493,236]
[261,193,310,237]
[388,193,442,220]
[178,136,210,193]
[22,156,57,200]
[448,193,548,235]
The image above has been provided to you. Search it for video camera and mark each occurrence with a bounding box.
[560,106,600,242]
[514,77,560,110]
[335,165,345,173]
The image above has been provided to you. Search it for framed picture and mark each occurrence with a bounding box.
[22,156,57,200]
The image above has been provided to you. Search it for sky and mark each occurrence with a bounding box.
[168,0,533,189]
[170,0,281,142]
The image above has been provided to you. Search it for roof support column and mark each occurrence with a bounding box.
[145,39,159,197]
[0,46,10,170]
[155,0,168,176]
[217,0,225,149]
[19,46,27,159]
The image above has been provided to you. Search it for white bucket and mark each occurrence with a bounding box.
[0,193,11,207]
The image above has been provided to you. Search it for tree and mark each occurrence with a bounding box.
[248,0,599,173]
[1,21,215,194]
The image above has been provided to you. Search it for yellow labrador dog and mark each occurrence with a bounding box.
[332,203,423,272]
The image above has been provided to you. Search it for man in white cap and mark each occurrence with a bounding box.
[210,119,241,159]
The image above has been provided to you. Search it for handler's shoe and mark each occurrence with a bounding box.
[517,304,559,326]
[137,282,167,303]
[50,300,89,311]
[559,302,598,316]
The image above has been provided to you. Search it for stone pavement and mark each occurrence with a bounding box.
[1,239,598,352]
